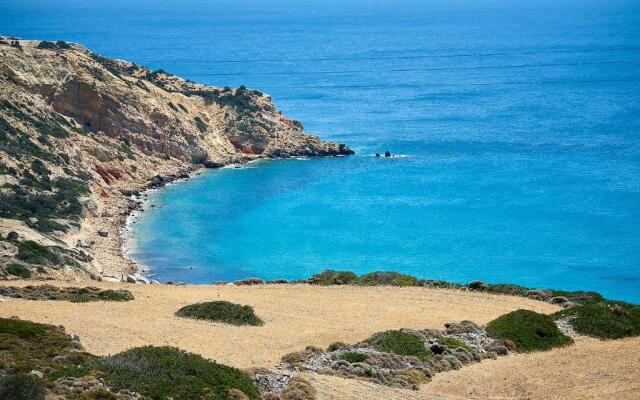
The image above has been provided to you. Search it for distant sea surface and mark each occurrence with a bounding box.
[2,0,639,301]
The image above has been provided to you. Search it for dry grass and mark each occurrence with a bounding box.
[0,281,556,369]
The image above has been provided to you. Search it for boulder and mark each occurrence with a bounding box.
[126,275,137,283]
[97,230,109,237]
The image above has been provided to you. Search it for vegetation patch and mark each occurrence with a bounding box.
[366,330,432,360]
[0,285,134,302]
[486,309,573,352]
[554,300,640,339]
[176,301,264,326]
[0,317,95,380]
[438,336,472,351]
[94,346,260,400]
[6,263,31,278]
[0,374,45,400]
[15,241,63,265]
[357,271,417,286]
[340,351,368,363]
[309,270,356,285]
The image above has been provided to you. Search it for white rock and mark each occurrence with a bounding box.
[30,370,44,379]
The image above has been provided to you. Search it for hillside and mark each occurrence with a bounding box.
[0,37,352,281]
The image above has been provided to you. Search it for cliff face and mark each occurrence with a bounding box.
[0,37,353,281]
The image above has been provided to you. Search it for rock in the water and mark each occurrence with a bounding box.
[384,151,391,157]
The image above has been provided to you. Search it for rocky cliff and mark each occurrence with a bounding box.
[0,37,353,281]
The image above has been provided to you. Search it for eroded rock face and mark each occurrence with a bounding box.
[0,37,353,281]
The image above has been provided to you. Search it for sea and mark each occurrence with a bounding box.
[2,0,639,302]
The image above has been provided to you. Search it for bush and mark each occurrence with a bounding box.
[341,351,368,363]
[486,310,573,352]
[94,346,260,400]
[36,40,57,50]
[281,377,316,400]
[7,263,31,278]
[308,270,356,285]
[438,336,472,351]
[176,301,263,326]
[554,300,640,339]
[16,241,61,265]
[548,290,603,304]
[97,289,134,302]
[0,318,47,337]
[0,374,45,400]
[366,330,432,360]
[357,271,417,287]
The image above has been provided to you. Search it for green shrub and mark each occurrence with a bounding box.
[68,289,133,303]
[309,270,356,285]
[341,351,368,363]
[485,283,529,297]
[548,290,603,304]
[0,374,45,400]
[357,271,417,287]
[176,301,263,326]
[16,241,61,265]
[7,263,31,278]
[36,40,57,50]
[366,330,432,360]
[438,336,472,350]
[97,289,135,302]
[486,310,573,352]
[94,346,260,400]
[554,300,640,339]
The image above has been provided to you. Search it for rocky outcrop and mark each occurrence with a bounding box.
[0,37,353,281]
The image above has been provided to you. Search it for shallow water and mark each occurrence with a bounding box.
[2,0,639,301]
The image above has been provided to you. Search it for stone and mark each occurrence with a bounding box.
[126,275,137,283]
[76,239,94,248]
[101,275,121,283]
[29,370,44,379]
[384,151,391,157]
[97,230,109,237]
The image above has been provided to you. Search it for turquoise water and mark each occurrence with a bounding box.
[2,0,639,301]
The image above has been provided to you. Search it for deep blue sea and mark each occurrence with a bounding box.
[2,0,639,302]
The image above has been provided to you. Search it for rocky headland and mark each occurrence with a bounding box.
[0,37,353,282]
